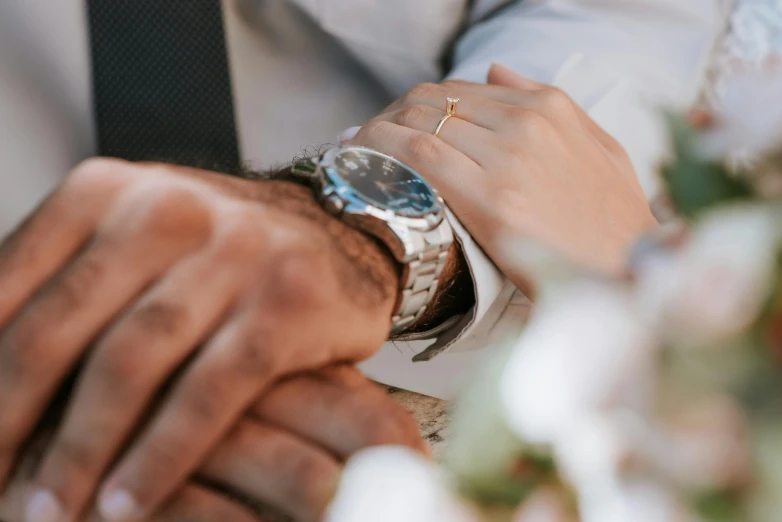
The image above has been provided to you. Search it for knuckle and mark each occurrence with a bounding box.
[265,247,328,311]
[119,182,213,245]
[91,348,142,391]
[139,437,188,482]
[213,211,266,259]
[361,120,395,141]
[48,435,101,480]
[56,253,104,309]
[496,135,523,158]
[407,132,445,164]
[184,374,237,424]
[91,321,172,391]
[1,318,57,377]
[289,450,335,488]
[402,82,440,105]
[283,450,338,519]
[358,401,421,449]
[440,79,468,90]
[131,301,188,339]
[231,335,275,380]
[539,86,573,113]
[508,107,555,138]
[65,157,128,193]
[138,184,204,222]
[320,364,368,389]
[394,105,430,128]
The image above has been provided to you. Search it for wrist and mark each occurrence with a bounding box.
[244,176,471,336]
[256,180,400,313]
[263,180,475,335]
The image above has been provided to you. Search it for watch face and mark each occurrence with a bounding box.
[331,148,438,217]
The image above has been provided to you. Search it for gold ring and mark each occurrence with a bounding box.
[433,97,460,136]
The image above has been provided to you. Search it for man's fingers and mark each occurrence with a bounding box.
[27,248,246,522]
[93,305,315,522]
[200,419,341,522]
[85,484,266,522]
[0,194,208,491]
[0,158,129,329]
[254,367,429,458]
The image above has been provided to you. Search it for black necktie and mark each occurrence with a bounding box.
[87,0,241,172]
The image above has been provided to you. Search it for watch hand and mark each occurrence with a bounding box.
[376,182,422,201]
[375,181,394,198]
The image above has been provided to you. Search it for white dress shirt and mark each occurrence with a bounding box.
[0,0,722,399]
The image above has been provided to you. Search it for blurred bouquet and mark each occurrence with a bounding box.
[325,70,782,522]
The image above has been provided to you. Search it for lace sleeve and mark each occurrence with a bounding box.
[704,0,782,104]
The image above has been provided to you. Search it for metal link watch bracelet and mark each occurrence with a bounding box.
[275,145,454,336]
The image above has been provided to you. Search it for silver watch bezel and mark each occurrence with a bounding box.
[313,146,447,264]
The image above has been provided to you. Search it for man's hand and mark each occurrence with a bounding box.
[1,365,426,522]
[0,158,402,522]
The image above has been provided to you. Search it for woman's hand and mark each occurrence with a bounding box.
[347,64,657,287]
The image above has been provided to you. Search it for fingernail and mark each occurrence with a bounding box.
[98,490,141,522]
[25,489,64,522]
[338,126,361,144]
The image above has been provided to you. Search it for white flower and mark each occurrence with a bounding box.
[657,397,750,490]
[638,205,778,347]
[324,447,477,522]
[554,413,636,494]
[513,487,577,522]
[578,477,692,522]
[499,281,656,445]
[698,68,782,158]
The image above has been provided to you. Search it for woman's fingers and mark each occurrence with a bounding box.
[485,63,624,154]
[199,419,342,522]
[369,104,497,168]
[381,81,527,131]
[348,121,484,210]
[253,366,428,459]
[28,250,246,522]
[486,63,545,91]
[383,73,622,157]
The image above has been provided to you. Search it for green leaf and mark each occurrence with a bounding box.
[661,114,754,218]
[662,162,753,219]
[694,489,744,522]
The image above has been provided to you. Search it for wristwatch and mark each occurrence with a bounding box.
[278,146,454,335]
